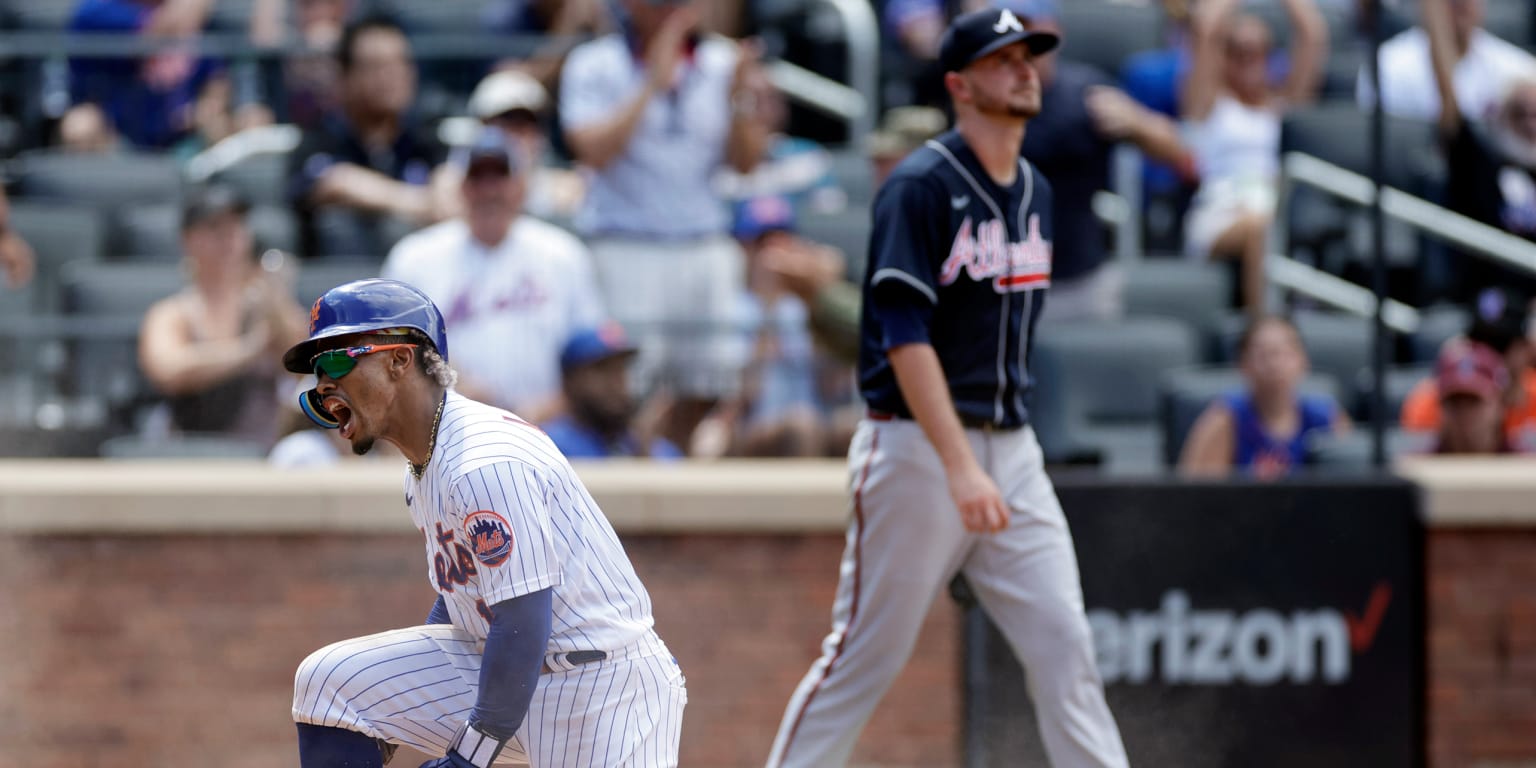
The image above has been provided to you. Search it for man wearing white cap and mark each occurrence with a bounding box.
[384,127,606,423]
[452,69,584,221]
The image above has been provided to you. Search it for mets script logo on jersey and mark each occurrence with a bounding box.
[465,510,514,567]
[442,276,551,327]
[938,214,1052,292]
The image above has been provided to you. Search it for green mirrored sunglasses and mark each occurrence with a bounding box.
[311,343,417,379]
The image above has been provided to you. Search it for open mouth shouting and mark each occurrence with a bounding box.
[325,395,357,440]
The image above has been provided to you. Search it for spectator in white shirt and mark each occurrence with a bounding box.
[1359,0,1536,122]
[381,128,606,422]
[559,0,772,451]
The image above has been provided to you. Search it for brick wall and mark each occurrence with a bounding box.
[1427,529,1536,768]
[0,533,962,768]
[9,526,1532,768]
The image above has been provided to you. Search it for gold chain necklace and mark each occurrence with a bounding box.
[410,394,447,480]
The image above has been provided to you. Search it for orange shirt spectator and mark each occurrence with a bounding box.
[1400,368,1536,449]
[1402,287,1536,449]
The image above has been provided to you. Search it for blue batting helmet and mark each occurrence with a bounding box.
[282,279,449,374]
[283,279,449,430]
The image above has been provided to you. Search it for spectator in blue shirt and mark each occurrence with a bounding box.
[68,0,223,149]
[1179,315,1351,479]
[541,324,683,460]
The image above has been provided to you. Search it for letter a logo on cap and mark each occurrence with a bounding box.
[994,9,1025,34]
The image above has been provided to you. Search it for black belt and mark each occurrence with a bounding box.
[541,650,607,675]
[867,408,1019,432]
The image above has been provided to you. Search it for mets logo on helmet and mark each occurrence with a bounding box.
[309,298,323,334]
[465,511,514,567]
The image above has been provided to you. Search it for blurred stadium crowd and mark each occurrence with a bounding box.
[0,0,1533,475]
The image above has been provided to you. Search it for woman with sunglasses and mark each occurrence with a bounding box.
[138,184,308,450]
[1179,0,1328,315]
[284,279,685,768]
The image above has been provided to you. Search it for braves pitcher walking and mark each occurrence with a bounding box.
[767,10,1127,768]
[285,279,685,768]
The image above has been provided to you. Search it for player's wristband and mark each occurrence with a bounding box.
[449,720,507,768]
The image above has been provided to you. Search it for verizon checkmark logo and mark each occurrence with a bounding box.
[1346,582,1393,653]
[1089,582,1396,686]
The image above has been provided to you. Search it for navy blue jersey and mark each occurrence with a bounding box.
[858,130,1053,429]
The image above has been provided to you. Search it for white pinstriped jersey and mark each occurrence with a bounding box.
[383,217,606,413]
[407,392,654,651]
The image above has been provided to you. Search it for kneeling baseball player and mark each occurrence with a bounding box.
[286,279,686,767]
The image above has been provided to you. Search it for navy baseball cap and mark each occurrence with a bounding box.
[732,195,796,241]
[464,126,519,174]
[939,7,1060,73]
[561,323,639,372]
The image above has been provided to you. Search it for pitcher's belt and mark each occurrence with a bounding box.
[867,408,1020,432]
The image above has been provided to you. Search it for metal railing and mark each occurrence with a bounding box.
[807,0,879,142]
[1269,150,1536,332]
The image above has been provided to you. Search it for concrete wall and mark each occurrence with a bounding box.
[0,458,1531,767]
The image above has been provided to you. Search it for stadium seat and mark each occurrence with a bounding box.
[1354,364,1433,424]
[9,202,105,311]
[1410,303,1469,363]
[1293,310,1383,402]
[827,150,876,210]
[1279,104,1438,272]
[293,260,385,307]
[0,281,37,385]
[1058,1,1164,79]
[797,207,872,280]
[212,152,290,207]
[250,205,300,255]
[59,261,181,411]
[1159,366,1343,467]
[1031,316,1201,472]
[12,150,183,209]
[0,204,104,390]
[1120,259,1233,341]
[113,203,182,262]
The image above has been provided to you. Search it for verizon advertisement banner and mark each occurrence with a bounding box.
[964,478,1422,768]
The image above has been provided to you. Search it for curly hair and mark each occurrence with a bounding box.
[420,344,458,389]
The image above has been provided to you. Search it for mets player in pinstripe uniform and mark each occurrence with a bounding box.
[767,10,1127,768]
[284,279,685,767]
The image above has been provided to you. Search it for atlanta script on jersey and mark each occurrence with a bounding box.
[858,130,1055,430]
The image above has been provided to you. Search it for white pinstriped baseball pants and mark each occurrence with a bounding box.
[767,418,1129,768]
[293,627,686,767]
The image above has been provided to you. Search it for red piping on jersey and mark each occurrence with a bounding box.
[776,429,880,764]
